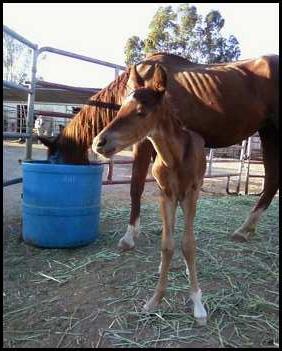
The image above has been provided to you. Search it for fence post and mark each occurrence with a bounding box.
[207,149,213,176]
[25,48,38,160]
[236,139,247,194]
[115,68,119,79]
[244,137,253,195]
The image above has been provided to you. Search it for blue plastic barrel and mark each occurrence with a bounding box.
[22,161,104,248]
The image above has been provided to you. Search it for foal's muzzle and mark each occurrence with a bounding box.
[92,134,116,157]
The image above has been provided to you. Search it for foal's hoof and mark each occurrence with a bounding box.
[196,317,207,326]
[142,298,160,313]
[117,237,135,251]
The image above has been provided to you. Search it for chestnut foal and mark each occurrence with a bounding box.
[92,66,208,324]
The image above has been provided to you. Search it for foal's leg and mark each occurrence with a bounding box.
[118,139,155,250]
[180,189,207,326]
[232,123,279,242]
[143,194,177,311]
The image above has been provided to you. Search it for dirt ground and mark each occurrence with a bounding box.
[3,142,279,348]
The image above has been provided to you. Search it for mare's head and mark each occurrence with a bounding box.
[38,135,65,163]
[92,63,167,158]
[38,133,89,164]
[39,70,130,164]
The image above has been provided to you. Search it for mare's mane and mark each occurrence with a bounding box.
[56,52,200,158]
[59,52,192,152]
[60,68,130,151]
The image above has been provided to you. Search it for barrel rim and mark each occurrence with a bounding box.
[22,160,104,173]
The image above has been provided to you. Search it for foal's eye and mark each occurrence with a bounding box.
[136,111,146,117]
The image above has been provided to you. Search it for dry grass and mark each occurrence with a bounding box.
[3,195,279,348]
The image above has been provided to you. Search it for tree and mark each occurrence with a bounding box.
[144,6,178,54]
[124,36,145,66]
[3,32,32,84]
[197,10,241,63]
[173,4,202,60]
[124,4,240,65]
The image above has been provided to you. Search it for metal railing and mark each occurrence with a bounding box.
[3,25,264,194]
[3,25,38,160]
[3,25,126,157]
[3,25,126,187]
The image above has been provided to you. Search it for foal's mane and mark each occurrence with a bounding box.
[60,69,130,151]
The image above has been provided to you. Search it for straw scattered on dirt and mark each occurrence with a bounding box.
[3,195,279,348]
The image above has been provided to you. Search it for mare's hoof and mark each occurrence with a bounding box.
[231,229,255,242]
[231,231,249,242]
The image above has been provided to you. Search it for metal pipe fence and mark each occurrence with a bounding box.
[3,26,38,155]
[3,25,37,49]
[38,46,125,71]
[3,80,32,93]
[3,25,126,187]
[3,25,264,194]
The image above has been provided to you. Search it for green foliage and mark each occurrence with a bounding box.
[144,6,178,54]
[124,4,241,65]
[197,10,240,63]
[124,35,146,66]
[3,32,32,84]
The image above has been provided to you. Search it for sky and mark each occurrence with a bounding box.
[3,3,279,88]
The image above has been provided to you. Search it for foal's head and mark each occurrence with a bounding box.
[93,63,167,158]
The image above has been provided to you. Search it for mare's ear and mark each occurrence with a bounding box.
[38,136,57,149]
[129,64,145,89]
[152,64,167,93]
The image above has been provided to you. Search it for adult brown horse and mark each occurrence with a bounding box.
[92,54,278,323]
[39,53,194,251]
[93,54,278,243]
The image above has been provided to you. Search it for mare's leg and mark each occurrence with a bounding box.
[232,123,279,242]
[143,194,177,311]
[180,188,207,326]
[118,139,155,250]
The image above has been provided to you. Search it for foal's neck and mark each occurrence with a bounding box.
[148,119,185,168]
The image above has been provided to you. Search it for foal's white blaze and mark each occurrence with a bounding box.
[118,217,140,250]
[124,93,136,104]
[190,289,207,325]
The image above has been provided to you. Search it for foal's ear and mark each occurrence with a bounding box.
[152,64,167,93]
[38,136,57,149]
[129,64,145,89]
